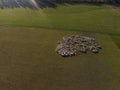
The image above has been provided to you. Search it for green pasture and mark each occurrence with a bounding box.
[0,4,119,34]
[0,4,120,47]
[0,4,120,90]
[0,27,120,90]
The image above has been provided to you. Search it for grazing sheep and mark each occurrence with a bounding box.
[56,35,102,57]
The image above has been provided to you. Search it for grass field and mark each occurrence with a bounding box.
[0,4,120,48]
[0,4,120,90]
[0,27,120,90]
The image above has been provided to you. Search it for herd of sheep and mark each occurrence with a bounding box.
[56,35,102,57]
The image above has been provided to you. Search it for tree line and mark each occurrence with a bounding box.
[51,0,108,3]
[51,0,120,5]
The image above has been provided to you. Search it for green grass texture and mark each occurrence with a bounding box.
[0,4,119,48]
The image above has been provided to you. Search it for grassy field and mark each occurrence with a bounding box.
[0,27,120,90]
[0,4,120,90]
[0,4,120,47]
